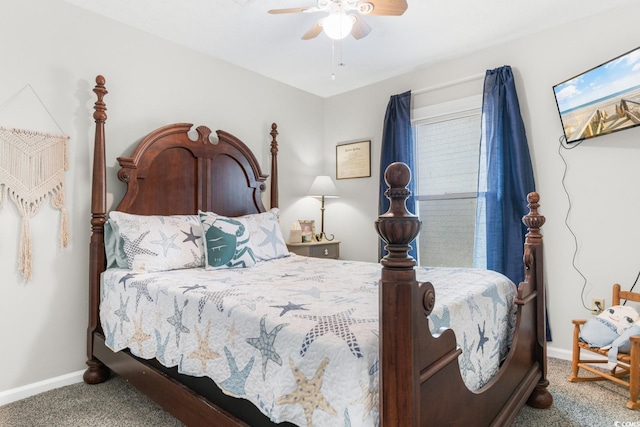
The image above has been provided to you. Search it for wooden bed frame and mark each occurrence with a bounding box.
[84,75,552,426]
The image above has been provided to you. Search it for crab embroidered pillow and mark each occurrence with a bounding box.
[198,211,257,269]
[237,208,289,261]
[107,211,205,272]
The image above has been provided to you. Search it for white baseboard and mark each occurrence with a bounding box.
[547,345,608,363]
[0,370,85,406]
[547,345,572,361]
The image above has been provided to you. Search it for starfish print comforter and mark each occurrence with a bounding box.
[100,254,517,427]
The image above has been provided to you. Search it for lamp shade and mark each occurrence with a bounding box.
[307,175,339,198]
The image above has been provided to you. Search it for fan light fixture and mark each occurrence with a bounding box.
[307,175,339,241]
[322,12,354,40]
[268,1,408,41]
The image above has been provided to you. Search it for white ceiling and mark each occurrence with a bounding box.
[66,0,633,98]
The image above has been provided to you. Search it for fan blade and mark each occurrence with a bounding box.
[350,15,372,39]
[268,7,314,14]
[302,19,323,40]
[358,0,408,16]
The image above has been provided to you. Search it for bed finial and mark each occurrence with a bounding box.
[93,75,108,122]
[375,162,421,269]
[522,191,544,245]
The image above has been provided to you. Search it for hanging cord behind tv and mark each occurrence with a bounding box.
[560,135,640,308]
[558,135,601,313]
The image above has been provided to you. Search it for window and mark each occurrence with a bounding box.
[413,96,482,267]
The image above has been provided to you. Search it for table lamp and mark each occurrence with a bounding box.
[307,175,339,241]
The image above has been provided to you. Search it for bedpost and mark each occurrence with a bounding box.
[269,123,279,208]
[375,162,423,426]
[83,75,110,384]
[522,192,553,408]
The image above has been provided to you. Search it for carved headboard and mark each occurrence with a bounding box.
[113,123,279,216]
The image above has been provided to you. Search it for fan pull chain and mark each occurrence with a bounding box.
[330,40,345,81]
[331,40,336,80]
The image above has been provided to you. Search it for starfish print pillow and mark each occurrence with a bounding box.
[237,208,290,261]
[108,211,205,272]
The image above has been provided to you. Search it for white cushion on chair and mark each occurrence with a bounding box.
[579,305,639,348]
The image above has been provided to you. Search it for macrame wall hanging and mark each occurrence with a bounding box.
[0,85,70,281]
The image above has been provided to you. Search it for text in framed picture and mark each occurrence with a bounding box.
[336,140,371,180]
[298,220,315,242]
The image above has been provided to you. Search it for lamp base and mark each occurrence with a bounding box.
[315,232,335,242]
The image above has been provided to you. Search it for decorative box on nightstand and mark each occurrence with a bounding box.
[286,240,340,259]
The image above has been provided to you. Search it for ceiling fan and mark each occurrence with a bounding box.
[268,0,408,41]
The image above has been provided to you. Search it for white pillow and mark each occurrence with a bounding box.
[108,212,204,272]
[238,208,289,261]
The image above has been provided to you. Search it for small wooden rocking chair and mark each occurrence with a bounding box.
[568,284,640,409]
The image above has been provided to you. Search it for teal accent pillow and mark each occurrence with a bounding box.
[199,211,256,269]
[104,220,126,269]
[107,212,204,271]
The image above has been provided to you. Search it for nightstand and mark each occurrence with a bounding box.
[286,240,340,259]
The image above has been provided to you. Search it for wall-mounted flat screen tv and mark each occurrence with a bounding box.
[553,46,640,143]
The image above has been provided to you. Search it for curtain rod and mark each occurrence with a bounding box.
[413,72,485,96]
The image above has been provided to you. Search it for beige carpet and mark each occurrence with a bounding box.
[515,357,637,426]
[0,357,637,426]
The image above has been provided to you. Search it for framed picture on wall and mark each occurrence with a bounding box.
[336,140,371,179]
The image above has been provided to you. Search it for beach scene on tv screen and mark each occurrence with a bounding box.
[554,47,640,142]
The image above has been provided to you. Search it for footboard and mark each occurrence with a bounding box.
[376,163,551,426]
